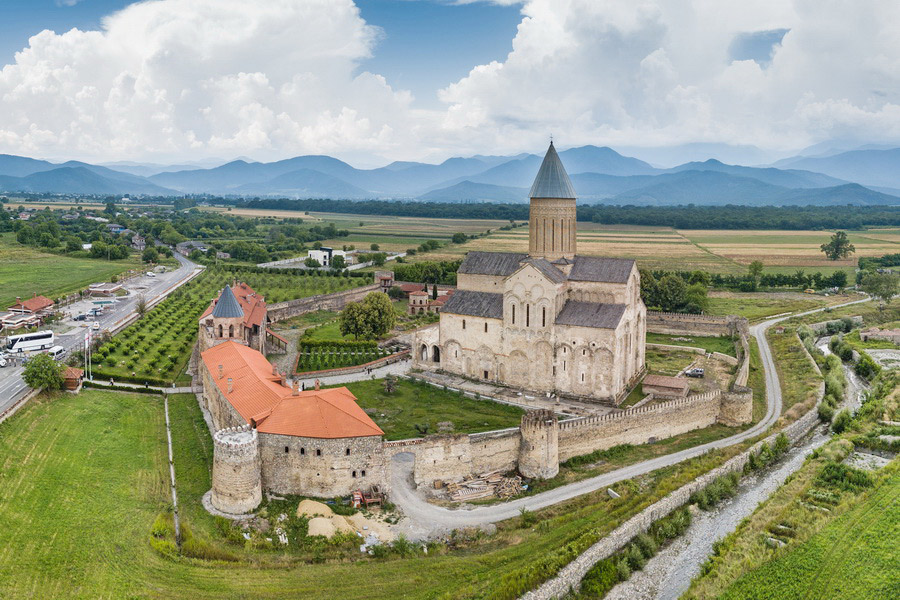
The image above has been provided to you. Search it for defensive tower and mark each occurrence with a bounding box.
[210,424,262,514]
[518,409,559,479]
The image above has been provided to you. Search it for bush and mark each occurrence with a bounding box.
[634,533,658,558]
[815,461,873,492]
[691,471,740,509]
[831,409,852,433]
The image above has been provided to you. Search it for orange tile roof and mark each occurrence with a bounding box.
[64,367,84,380]
[201,341,383,439]
[201,282,267,329]
[9,295,53,313]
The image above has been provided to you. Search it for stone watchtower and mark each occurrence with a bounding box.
[210,424,262,515]
[528,142,577,261]
[518,409,559,479]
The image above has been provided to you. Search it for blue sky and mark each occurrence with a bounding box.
[0,0,522,109]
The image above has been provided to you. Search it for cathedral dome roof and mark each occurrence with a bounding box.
[529,141,577,199]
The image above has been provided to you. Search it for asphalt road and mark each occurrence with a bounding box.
[0,252,200,417]
[391,297,871,537]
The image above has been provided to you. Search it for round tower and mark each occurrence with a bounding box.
[528,142,577,261]
[518,409,559,479]
[211,425,262,515]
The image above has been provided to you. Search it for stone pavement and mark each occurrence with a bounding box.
[292,357,413,388]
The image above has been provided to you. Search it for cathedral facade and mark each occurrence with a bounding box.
[415,143,646,405]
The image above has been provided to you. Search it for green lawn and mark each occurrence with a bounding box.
[0,388,745,600]
[706,294,827,322]
[0,231,140,307]
[718,464,899,600]
[339,378,525,440]
[767,327,821,417]
[646,348,697,376]
[646,332,736,356]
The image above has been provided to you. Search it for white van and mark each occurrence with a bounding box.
[47,345,66,360]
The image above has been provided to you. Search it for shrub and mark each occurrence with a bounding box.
[624,543,646,570]
[815,461,873,492]
[634,532,658,558]
[831,409,852,433]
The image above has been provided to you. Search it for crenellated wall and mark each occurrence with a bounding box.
[266,283,380,322]
[646,311,743,337]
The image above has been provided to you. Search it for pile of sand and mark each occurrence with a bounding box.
[346,512,396,541]
[296,499,333,518]
[307,517,336,538]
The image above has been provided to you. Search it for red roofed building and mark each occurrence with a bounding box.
[9,294,54,315]
[199,282,268,354]
[200,341,387,500]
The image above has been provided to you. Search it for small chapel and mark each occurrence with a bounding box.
[415,143,647,405]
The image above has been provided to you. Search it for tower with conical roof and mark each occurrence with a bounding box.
[528,141,577,261]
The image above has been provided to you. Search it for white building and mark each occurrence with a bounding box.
[307,247,353,267]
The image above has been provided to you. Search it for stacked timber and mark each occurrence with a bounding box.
[447,471,524,501]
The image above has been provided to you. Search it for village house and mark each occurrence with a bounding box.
[8,294,54,315]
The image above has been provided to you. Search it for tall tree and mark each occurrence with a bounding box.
[22,353,64,391]
[748,260,764,280]
[820,231,855,261]
[859,272,899,308]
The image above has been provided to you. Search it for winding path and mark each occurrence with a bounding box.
[391,297,871,536]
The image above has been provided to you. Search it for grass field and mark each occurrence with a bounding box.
[339,378,524,440]
[646,332,736,356]
[767,327,821,418]
[645,348,698,376]
[0,232,140,307]
[0,388,748,600]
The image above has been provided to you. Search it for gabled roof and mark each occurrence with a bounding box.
[9,295,53,313]
[201,341,383,439]
[520,257,567,284]
[529,142,577,199]
[211,286,244,318]
[458,251,527,277]
[440,290,504,319]
[567,256,635,284]
[555,300,626,329]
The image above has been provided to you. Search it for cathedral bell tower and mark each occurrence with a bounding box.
[528,141,577,261]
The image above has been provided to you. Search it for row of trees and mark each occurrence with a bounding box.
[639,271,709,313]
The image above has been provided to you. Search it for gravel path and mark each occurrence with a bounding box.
[389,297,871,538]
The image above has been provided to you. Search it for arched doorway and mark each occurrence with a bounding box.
[432,345,440,363]
[420,344,428,362]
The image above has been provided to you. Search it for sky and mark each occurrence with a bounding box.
[0,0,898,167]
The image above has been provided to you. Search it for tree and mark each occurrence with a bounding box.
[22,353,64,391]
[304,257,321,269]
[383,374,397,394]
[338,292,396,340]
[859,272,898,306]
[432,283,438,300]
[387,285,404,299]
[451,232,467,244]
[142,247,159,263]
[748,260,764,280]
[330,255,346,270]
[372,252,387,267]
[65,236,82,253]
[820,231,855,261]
[639,270,659,308]
[136,294,148,317]
[656,275,688,312]
[370,243,380,251]
[684,282,709,314]
[339,301,372,340]
[829,270,848,290]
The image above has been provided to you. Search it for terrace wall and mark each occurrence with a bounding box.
[266,283,381,322]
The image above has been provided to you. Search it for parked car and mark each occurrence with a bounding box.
[73,314,87,321]
[92,321,101,330]
[0,354,7,368]
[47,345,66,359]
[146,272,156,278]
[685,367,705,378]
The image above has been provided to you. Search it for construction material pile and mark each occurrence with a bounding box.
[447,470,523,502]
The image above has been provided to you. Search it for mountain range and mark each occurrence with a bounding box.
[1,144,899,206]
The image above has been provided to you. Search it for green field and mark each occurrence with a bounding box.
[646,348,697,376]
[767,327,821,418]
[0,388,747,599]
[646,332,736,356]
[341,378,525,440]
[0,232,140,307]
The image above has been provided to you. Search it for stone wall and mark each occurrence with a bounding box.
[384,428,521,487]
[520,389,824,600]
[646,311,741,337]
[211,425,263,515]
[266,283,380,322]
[258,433,387,497]
[557,392,724,461]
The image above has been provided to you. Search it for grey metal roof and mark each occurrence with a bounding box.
[555,300,626,329]
[458,251,527,276]
[520,257,567,284]
[212,286,244,319]
[567,256,634,283]
[440,290,504,319]
[550,256,573,265]
[528,142,577,199]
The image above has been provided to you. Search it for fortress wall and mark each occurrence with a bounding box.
[385,428,521,487]
[266,283,380,322]
[259,433,387,497]
[557,392,722,461]
[646,311,738,337]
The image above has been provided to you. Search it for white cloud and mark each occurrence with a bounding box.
[1,0,899,163]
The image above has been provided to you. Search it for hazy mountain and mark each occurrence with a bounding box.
[416,181,528,203]
[0,154,57,178]
[666,159,848,188]
[557,145,657,175]
[234,168,370,199]
[0,166,176,195]
[608,171,898,206]
[771,148,900,189]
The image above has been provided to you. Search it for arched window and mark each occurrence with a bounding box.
[462,319,466,330]
[228,324,234,337]
[511,304,516,324]
[542,306,546,327]
[352,470,357,478]
[284,446,289,453]
[300,448,305,455]
[526,304,530,327]
[218,324,223,337]
[484,323,488,333]
[316,449,322,456]
[346,448,351,456]
[361,470,366,477]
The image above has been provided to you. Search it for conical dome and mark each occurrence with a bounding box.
[528,142,576,199]
[212,285,244,319]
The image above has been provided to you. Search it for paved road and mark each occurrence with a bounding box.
[0,252,201,417]
[390,297,871,537]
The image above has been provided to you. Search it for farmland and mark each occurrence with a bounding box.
[92,267,366,384]
[0,232,141,308]
[0,388,752,600]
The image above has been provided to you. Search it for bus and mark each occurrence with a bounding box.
[5,331,55,353]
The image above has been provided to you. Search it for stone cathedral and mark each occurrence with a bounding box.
[415,142,646,405]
